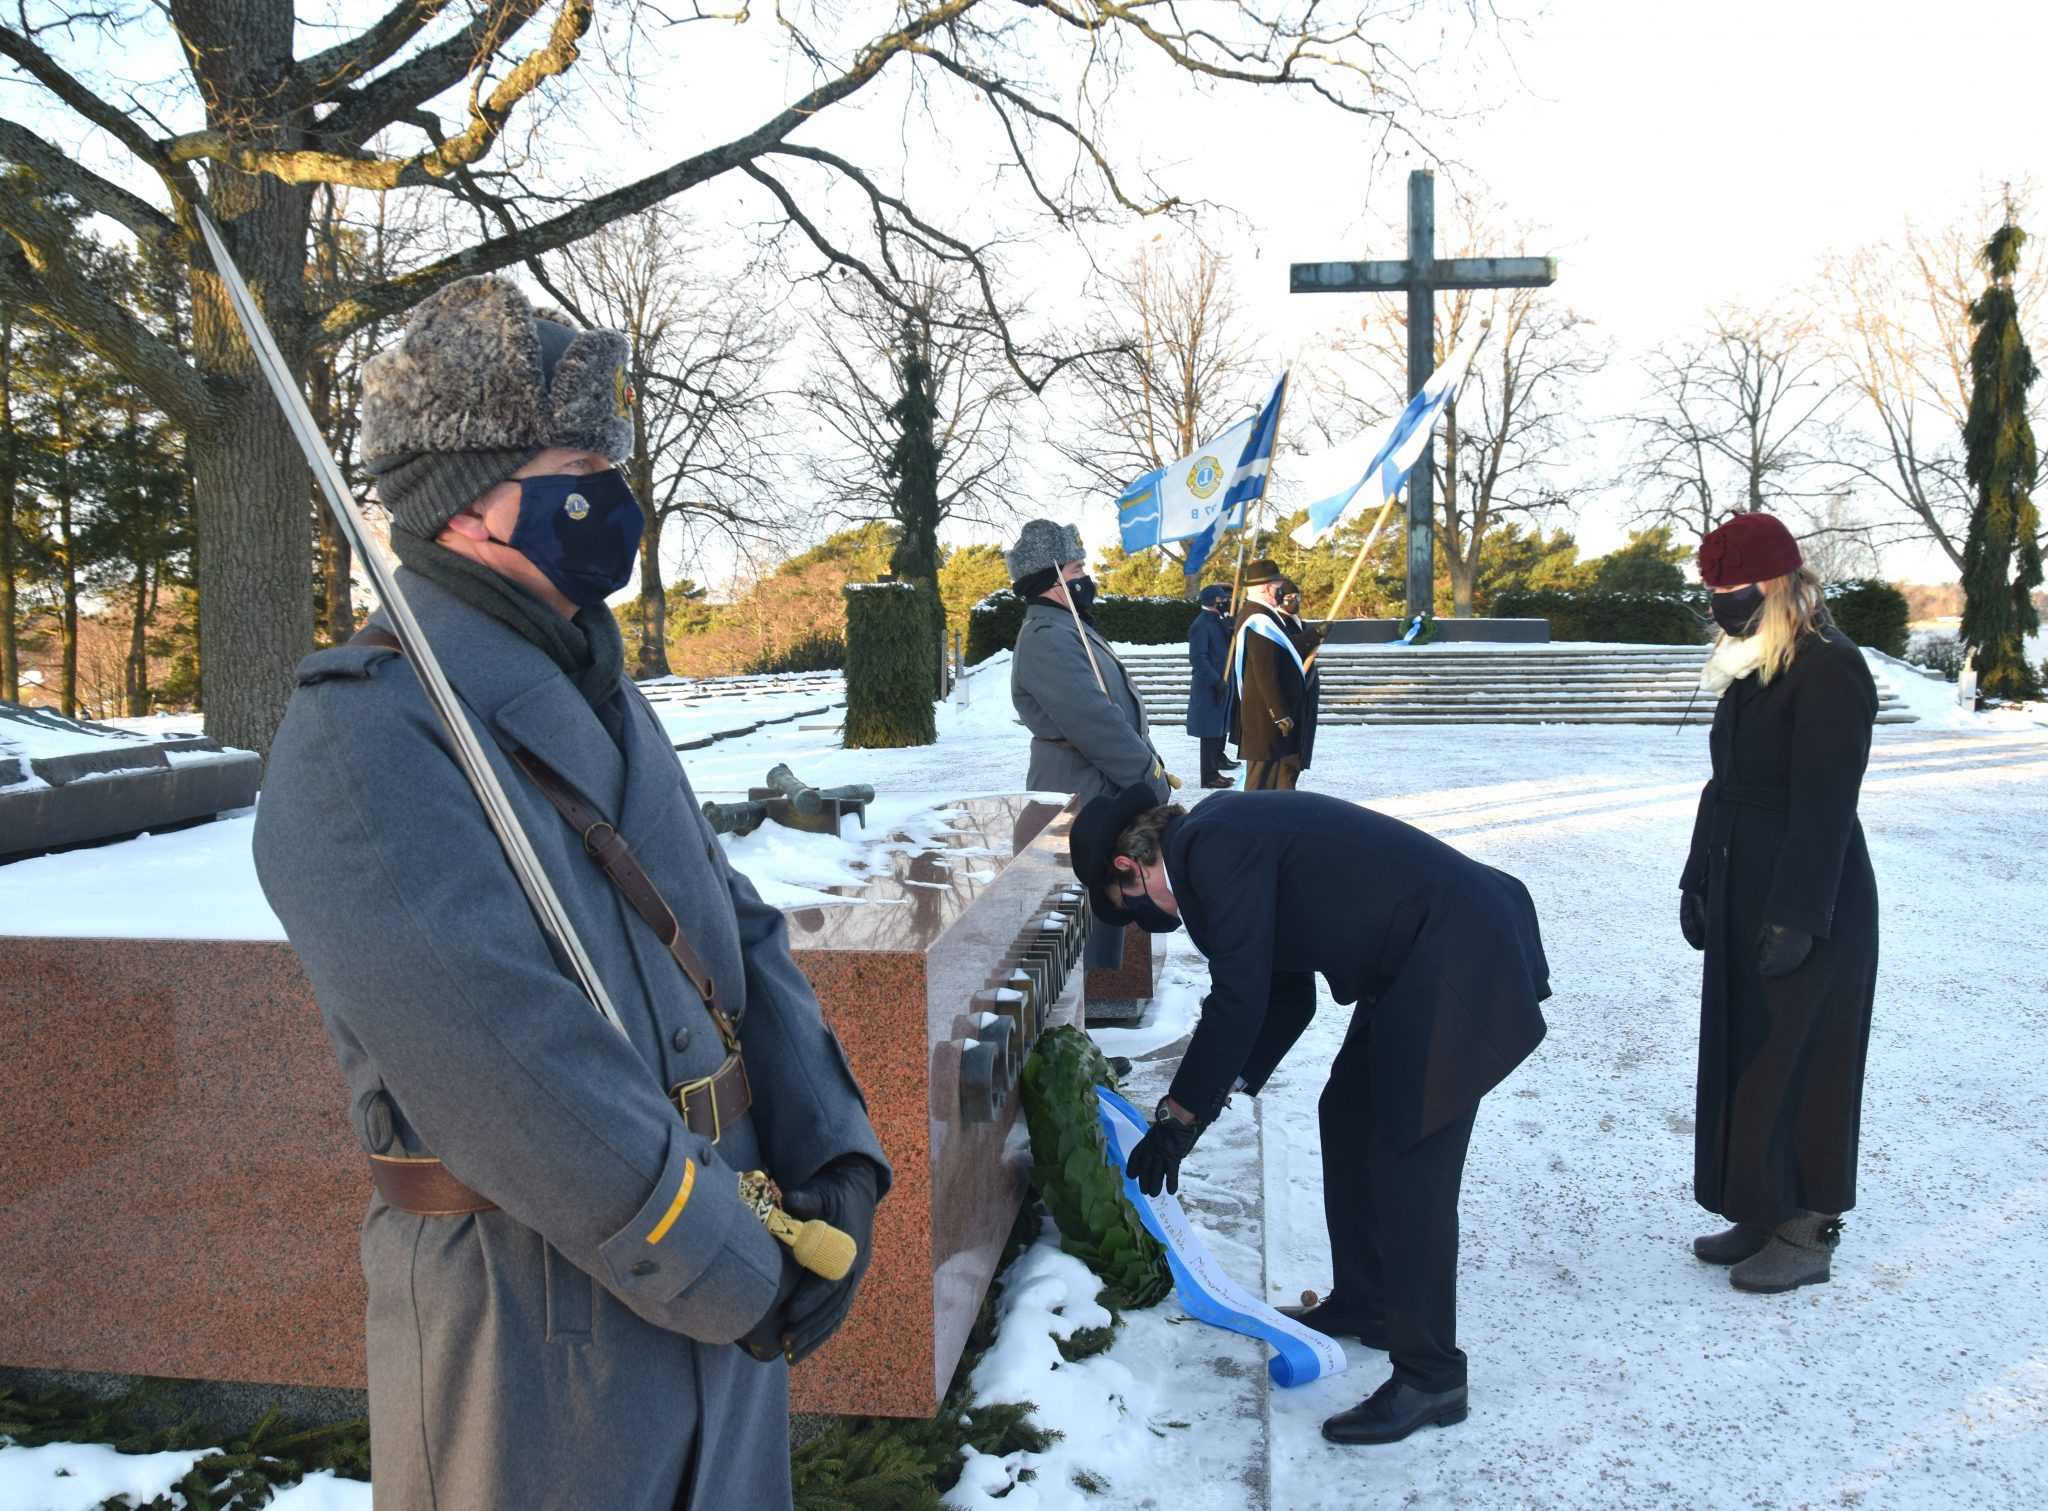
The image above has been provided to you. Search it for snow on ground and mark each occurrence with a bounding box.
[6,650,2048,1508]
[0,1443,219,1511]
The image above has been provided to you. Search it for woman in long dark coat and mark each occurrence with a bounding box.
[1679,512,1879,1294]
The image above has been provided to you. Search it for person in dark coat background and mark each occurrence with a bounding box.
[1069,785,1550,1446]
[1680,511,1880,1294]
[1229,559,1310,789]
[1186,582,1237,788]
[1277,576,1324,772]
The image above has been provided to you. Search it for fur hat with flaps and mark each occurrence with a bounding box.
[362,276,635,538]
[1005,518,1086,589]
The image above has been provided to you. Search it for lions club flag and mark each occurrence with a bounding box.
[1117,373,1287,555]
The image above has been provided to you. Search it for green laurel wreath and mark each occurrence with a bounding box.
[1018,1025,1173,1309]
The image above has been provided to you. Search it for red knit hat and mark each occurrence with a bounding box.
[1698,512,1802,588]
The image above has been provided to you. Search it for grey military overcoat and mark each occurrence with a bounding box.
[1009,599,1169,806]
[254,571,888,1511]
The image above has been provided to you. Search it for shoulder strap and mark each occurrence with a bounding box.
[351,626,740,1052]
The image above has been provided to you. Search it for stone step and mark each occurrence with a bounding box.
[1266,709,1924,726]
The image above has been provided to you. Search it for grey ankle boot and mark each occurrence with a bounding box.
[1692,1222,1770,1265]
[1730,1213,1842,1293]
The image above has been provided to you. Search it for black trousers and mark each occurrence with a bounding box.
[1198,735,1229,783]
[1319,1002,1478,1393]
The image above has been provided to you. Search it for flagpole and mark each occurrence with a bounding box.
[1309,493,1402,671]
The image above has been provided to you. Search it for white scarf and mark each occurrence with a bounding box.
[1700,633,1765,697]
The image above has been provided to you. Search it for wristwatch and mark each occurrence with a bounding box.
[1154,1096,1188,1127]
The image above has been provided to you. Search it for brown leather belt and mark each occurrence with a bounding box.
[370,1052,753,1216]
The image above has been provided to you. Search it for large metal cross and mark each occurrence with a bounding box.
[1291,169,1557,617]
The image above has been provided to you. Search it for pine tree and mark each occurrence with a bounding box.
[1959,214,2043,701]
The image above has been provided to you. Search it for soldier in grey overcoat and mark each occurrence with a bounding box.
[254,277,888,1510]
[1004,518,1170,970]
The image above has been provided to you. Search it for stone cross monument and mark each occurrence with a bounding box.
[1291,169,1557,617]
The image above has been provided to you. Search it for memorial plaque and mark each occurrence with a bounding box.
[0,796,1085,1418]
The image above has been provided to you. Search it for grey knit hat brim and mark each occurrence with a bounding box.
[372,447,544,539]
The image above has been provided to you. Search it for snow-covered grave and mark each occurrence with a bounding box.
[2,647,2045,1509]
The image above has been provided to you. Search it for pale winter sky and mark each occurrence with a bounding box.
[588,0,2047,586]
[49,1,2048,590]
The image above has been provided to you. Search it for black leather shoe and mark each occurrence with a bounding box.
[1218,759,1241,773]
[1201,775,1234,789]
[1322,1377,1469,1445]
[1277,1299,1388,1351]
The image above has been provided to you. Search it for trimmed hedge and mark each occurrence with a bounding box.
[966,589,1199,665]
[1825,579,1910,657]
[843,582,937,747]
[1492,588,1710,645]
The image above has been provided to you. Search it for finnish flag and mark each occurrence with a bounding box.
[1290,334,1482,547]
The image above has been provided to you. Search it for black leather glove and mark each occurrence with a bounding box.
[1125,1105,1201,1197]
[777,1156,882,1365]
[1680,891,1707,952]
[737,1248,804,1363]
[1757,922,1814,979]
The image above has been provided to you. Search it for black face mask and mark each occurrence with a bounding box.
[1124,890,1182,934]
[1066,574,1098,617]
[1710,585,1766,638]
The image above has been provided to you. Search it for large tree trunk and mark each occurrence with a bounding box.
[126,560,152,716]
[0,313,15,702]
[634,523,670,679]
[629,420,669,678]
[181,0,317,758]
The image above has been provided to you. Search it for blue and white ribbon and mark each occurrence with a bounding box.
[1095,1087,1347,1387]
[1228,614,1307,791]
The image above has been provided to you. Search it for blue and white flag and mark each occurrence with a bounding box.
[1096,1087,1347,1387]
[1290,335,1482,547]
[1118,372,1288,557]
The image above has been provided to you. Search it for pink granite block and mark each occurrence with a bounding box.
[0,797,1086,1419]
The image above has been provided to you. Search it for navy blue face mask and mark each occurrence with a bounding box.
[490,468,645,609]
[1119,885,1183,935]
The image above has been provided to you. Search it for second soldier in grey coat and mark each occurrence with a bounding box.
[1005,517,1170,968]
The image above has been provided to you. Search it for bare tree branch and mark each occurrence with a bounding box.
[0,116,176,242]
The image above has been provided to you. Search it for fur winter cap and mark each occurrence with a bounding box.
[1005,519,1085,586]
[362,276,635,538]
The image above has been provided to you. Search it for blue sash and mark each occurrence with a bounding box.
[1096,1087,1348,1387]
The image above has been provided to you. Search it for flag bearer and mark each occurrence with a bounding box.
[1067,785,1550,1444]
[1229,559,1310,789]
[254,276,888,1510]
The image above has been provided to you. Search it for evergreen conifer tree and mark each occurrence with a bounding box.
[884,324,946,694]
[1959,214,2043,700]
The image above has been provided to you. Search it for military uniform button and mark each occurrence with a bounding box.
[705,841,717,862]
[672,1026,692,1053]
[631,1260,657,1276]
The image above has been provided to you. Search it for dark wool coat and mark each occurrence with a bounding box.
[1160,791,1550,1149]
[1185,606,1231,739]
[1279,612,1324,769]
[254,571,889,1511]
[1228,603,1308,764]
[1681,627,1880,1226]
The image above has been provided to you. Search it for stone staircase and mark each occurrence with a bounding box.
[1122,643,1920,726]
